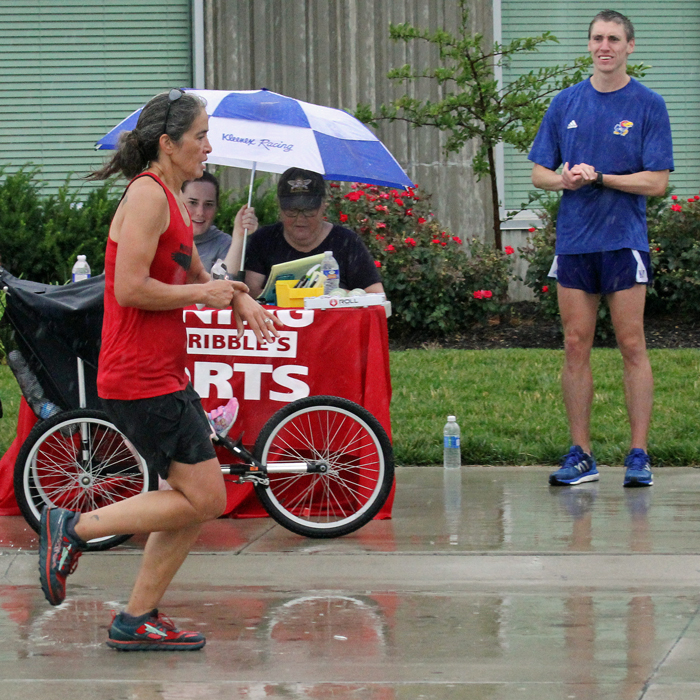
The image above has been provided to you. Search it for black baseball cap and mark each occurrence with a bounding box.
[277,167,326,210]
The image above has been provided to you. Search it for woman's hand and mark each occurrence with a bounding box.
[233,204,258,238]
[232,292,284,343]
[200,280,248,309]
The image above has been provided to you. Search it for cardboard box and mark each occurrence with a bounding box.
[275,280,324,308]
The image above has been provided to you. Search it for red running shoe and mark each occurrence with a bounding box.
[107,609,206,651]
[39,507,83,606]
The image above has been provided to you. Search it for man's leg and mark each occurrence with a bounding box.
[606,284,652,451]
[558,284,600,454]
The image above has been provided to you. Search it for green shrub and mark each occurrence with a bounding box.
[326,182,514,337]
[648,191,700,315]
[0,167,120,283]
[519,193,560,319]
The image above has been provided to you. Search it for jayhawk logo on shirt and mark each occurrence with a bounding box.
[614,120,634,136]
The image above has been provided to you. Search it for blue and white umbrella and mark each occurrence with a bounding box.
[96,88,413,190]
[97,89,412,273]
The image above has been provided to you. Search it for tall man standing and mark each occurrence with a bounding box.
[529,10,673,488]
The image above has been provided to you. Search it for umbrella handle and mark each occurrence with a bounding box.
[238,162,257,274]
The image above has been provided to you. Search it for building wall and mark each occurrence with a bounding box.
[203,0,495,245]
[0,0,192,192]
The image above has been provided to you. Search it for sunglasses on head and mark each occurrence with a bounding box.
[162,88,185,136]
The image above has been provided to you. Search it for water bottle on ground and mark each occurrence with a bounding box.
[443,415,461,469]
[211,259,230,280]
[320,250,340,294]
[71,255,91,283]
[7,350,61,420]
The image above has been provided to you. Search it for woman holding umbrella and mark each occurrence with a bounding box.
[38,89,281,651]
[225,167,384,299]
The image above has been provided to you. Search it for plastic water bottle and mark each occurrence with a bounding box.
[71,255,91,283]
[443,466,462,545]
[7,350,61,420]
[443,415,461,469]
[211,259,229,280]
[320,250,340,294]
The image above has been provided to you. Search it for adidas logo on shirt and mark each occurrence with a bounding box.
[567,120,578,129]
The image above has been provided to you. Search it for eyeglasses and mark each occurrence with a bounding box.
[162,88,185,136]
[281,208,321,219]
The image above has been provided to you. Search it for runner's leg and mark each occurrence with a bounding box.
[125,458,226,615]
[558,284,599,454]
[607,284,652,451]
[73,457,226,539]
[74,457,226,616]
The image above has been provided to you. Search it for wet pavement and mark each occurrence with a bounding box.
[2,465,700,699]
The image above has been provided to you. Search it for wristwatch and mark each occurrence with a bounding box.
[594,171,604,188]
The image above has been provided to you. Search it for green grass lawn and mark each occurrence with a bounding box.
[2,348,700,467]
[390,348,700,466]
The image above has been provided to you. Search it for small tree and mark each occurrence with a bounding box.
[356,0,645,249]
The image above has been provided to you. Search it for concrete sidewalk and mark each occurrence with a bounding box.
[2,466,700,699]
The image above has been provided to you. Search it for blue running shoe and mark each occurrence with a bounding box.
[107,609,206,651]
[623,448,653,487]
[549,446,599,486]
[39,507,84,606]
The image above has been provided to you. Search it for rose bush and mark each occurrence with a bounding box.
[648,190,700,314]
[325,182,514,337]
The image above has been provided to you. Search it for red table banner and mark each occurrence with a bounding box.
[184,305,394,517]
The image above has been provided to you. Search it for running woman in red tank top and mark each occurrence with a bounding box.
[37,89,283,651]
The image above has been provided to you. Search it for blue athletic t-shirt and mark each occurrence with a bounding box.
[528,78,674,254]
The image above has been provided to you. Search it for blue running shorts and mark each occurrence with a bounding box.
[548,249,653,296]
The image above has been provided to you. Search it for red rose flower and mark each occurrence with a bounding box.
[394,198,405,206]
[374,260,381,268]
[452,236,463,245]
[655,247,661,252]
[330,182,340,188]
[417,217,427,224]
[473,290,483,299]
[339,213,348,223]
[695,195,700,201]
[671,204,683,212]
[376,222,387,229]
[440,241,447,247]
[384,244,395,253]
[405,237,416,247]
[688,198,695,203]
[405,209,413,216]
[431,239,440,245]
[505,246,514,255]
[671,195,678,200]
[528,227,536,233]
[542,285,549,293]
[344,191,363,201]
[375,234,385,240]
[380,193,391,200]
[483,290,493,298]
[374,205,389,213]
